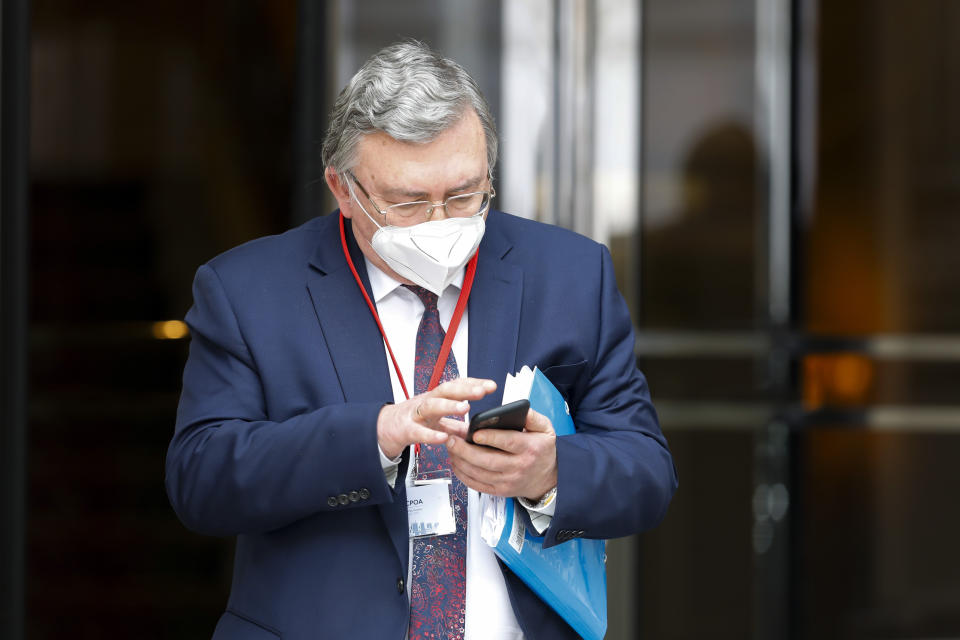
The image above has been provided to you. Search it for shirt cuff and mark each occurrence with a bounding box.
[378,443,402,489]
[517,487,557,535]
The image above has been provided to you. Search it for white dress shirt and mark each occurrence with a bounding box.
[365,258,526,640]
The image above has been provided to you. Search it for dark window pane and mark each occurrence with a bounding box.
[638,429,754,638]
[804,354,960,409]
[806,0,960,334]
[641,355,769,404]
[799,428,960,639]
[28,2,296,636]
[641,0,761,330]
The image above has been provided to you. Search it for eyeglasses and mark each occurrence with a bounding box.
[347,171,494,226]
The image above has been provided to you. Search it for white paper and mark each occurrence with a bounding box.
[501,365,535,405]
[480,493,507,547]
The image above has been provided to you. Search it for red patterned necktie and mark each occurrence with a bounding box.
[405,284,468,640]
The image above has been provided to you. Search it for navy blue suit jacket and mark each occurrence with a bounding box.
[166,209,677,639]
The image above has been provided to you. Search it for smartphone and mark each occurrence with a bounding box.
[466,399,530,445]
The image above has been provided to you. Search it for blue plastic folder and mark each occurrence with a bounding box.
[480,367,607,640]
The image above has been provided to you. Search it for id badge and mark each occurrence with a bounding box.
[407,464,456,539]
[407,480,457,539]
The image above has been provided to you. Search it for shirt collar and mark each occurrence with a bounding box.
[363,256,465,304]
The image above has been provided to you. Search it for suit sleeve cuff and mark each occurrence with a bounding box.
[517,487,557,534]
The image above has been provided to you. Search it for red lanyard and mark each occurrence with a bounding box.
[339,212,478,400]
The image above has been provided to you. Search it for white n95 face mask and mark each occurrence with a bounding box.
[369,214,485,296]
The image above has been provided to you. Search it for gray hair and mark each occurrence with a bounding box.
[321,40,498,178]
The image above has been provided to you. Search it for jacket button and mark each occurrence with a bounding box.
[348,491,360,502]
[359,488,371,500]
[396,578,405,594]
[327,496,338,508]
[337,493,349,505]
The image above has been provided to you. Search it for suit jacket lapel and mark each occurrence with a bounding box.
[467,212,524,416]
[305,214,392,404]
[305,214,410,565]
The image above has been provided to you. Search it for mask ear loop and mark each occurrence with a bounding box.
[345,175,387,231]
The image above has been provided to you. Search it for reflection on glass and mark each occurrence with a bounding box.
[804,353,960,410]
[640,0,760,330]
[642,122,759,329]
[640,355,767,404]
[803,353,875,409]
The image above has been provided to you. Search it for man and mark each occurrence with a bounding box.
[166,41,677,640]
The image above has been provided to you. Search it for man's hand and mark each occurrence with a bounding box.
[446,409,557,501]
[377,377,497,460]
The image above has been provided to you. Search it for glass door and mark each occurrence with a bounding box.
[632,0,960,637]
[634,0,779,636]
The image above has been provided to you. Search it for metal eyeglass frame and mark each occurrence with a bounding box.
[346,170,495,224]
